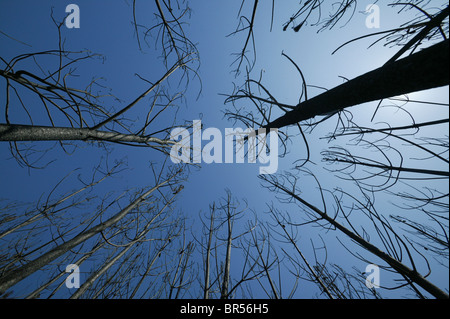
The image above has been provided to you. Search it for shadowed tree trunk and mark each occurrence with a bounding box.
[261,174,449,299]
[220,204,234,299]
[264,40,449,130]
[203,203,215,299]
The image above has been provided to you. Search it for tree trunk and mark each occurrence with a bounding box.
[264,40,449,130]
[204,204,215,299]
[220,207,233,299]
[0,176,175,295]
[0,124,174,146]
[70,194,176,299]
[263,176,450,299]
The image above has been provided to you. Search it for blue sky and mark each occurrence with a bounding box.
[0,1,448,298]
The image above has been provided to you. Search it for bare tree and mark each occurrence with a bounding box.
[259,171,448,299]
[0,1,200,299]
[0,162,184,297]
[0,1,200,168]
[223,0,449,299]
[192,191,274,299]
[1,0,448,300]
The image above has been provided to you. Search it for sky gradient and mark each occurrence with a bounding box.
[0,1,448,299]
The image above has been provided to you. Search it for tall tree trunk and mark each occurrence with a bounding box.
[220,206,233,299]
[70,194,177,299]
[263,176,450,299]
[0,124,174,146]
[25,237,109,299]
[204,204,215,299]
[264,40,449,130]
[0,175,176,295]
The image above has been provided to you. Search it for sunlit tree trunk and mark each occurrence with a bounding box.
[0,124,175,147]
[70,193,178,299]
[0,173,178,295]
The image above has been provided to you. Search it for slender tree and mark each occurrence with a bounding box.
[0,165,183,296]
[223,0,449,299]
[0,1,199,168]
[0,1,198,298]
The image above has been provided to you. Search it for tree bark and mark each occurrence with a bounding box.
[70,193,177,299]
[0,176,175,295]
[220,207,233,299]
[204,205,215,299]
[0,124,174,146]
[263,176,450,299]
[264,40,449,130]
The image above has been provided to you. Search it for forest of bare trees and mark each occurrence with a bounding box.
[0,0,448,301]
